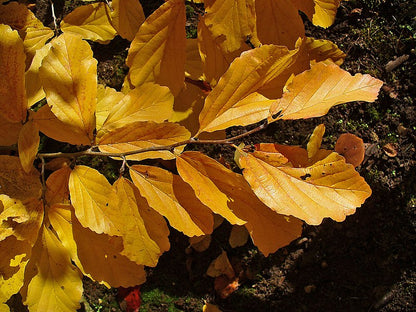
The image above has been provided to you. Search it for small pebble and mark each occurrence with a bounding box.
[321,260,328,269]
[304,285,316,293]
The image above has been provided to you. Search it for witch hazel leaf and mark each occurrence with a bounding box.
[291,0,341,28]
[126,0,186,96]
[303,37,346,65]
[129,165,213,237]
[60,2,117,43]
[307,124,326,159]
[18,120,39,174]
[111,0,145,41]
[96,84,124,132]
[335,133,365,167]
[39,33,97,142]
[240,152,372,225]
[0,113,21,146]
[270,62,383,121]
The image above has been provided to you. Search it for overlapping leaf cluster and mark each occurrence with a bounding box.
[0,0,383,311]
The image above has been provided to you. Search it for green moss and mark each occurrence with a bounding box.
[140,288,182,312]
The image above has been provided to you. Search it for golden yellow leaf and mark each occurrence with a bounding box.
[304,37,346,65]
[111,0,145,41]
[206,250,235,279]
[176,152,246,225]
[113,178,161,267]
[197,45,300,134]
[18,120,39,174]
[99,83,174,133]
[0,1,53,66]
[307,124,326,159]
[0,156,41,201]
[60,2,117,43]
[0,195,29,241]
[255,0,305,49]
[204,0,260,55]
[292,0,341,28]
[33,105,92,146]
[129,165,213,236]
[126,0,186,96]
[68,165,121,236]
[23,225,83,312]
[335,133,365,167]
[0,114,21,146]
[97,121,190,161]
[189,235,212,252]
[39,33,97,142]
[25,43,51,107]
[185,38,204,80]
[197,16,230,87]
[0,237,31,307]
[96,85,124,132]
[270,62,383,120]
[203,302,223,312]
[229,225,249,248]
[72,217,146,287]
[0,24,27,123]
[240,152,372,225]
[45,166,72,207]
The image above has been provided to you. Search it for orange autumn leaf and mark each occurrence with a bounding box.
[206,250,235,280]
[17,120,39,173]
[335,133,365,167]
[307,124,326,159]
[0,113,21,146]
[111,0,145,41]
[229,225,249,248]
[303,37,346,65]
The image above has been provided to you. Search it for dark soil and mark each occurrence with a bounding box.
[9,0,416,311]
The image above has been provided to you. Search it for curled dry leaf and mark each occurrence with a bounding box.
[382,143,399,157]
[335,133,365,167]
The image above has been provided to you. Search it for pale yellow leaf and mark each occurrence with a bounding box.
[255,0,305,49]
[229,225,249,248]
[33,105,91,146]
[0,156,41,201]
[24,225,83,312]
[111,0,145,41]
[176,152,246,225]
[185,38,204,80]
[307,124,326,159]
[126,0,186,96]
[197,45,300,134]
[100,83,174,133]
[25,43,51,107]
[72,217,146,287]
[291,0,341,28]
[0,24,27,123]
[270,62,383,120]
[39,33,97,141]
[0,114,21,146]
[98,121,190,161]
[18,120,39,173]
[113,178,161,266]
[0,195,29,241]
[204,0,260,55]
[68,165,121,236]
[240,152,372,225]
[60,2,117,42]
[96,85,124,131]
[206,250,235,279]
[129,165,213,236]
[304,37,346,65]
[203,302,223,312]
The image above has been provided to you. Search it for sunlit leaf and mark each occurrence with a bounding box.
[176,152,246,225]
[291,0,341,28]
[97,121,190,161]
[240,152,372,225]
[68,165,120,236]
[129,165,213,236]
[111,0,145,41]
[96,85,124,132]
[204,0,260,55]
[60,2,117,43]
[335,133,365,167]
[18,120,39,173]
[255,0,305,49]
[126,0,186,96]
[203,302,223,312]
[23,225,83,312]
[45,167,71,207]
[270,62,383,120]
[0,24,27,123]
[307,124,326,159]
[304,37,346,65]
[198,45,300,134]
[99,83,174,133]
[39,33,97,141]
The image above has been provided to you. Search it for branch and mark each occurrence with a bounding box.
[37,122,267,159]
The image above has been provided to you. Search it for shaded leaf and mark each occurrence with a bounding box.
[60,2,117,42]
[45,166,72,207]
[335,133,365,167]
[185,38,204,80]
[126,0,186,96]
[39,33,97,141]
[189,235,212,252]
[270,62,383,120]
[229,225,249,248]
[129,165,213,236]
[0,114,21,146]
[307,124,326,159]
[304,37,346,65]
[18,120,39,173]
[97,121,190,161]
[0,24,27,123]
[206,250,235,279]
[240,152,372,225]
[111,0,145,41]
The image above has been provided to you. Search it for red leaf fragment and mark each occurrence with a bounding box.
[118,286,141,312]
